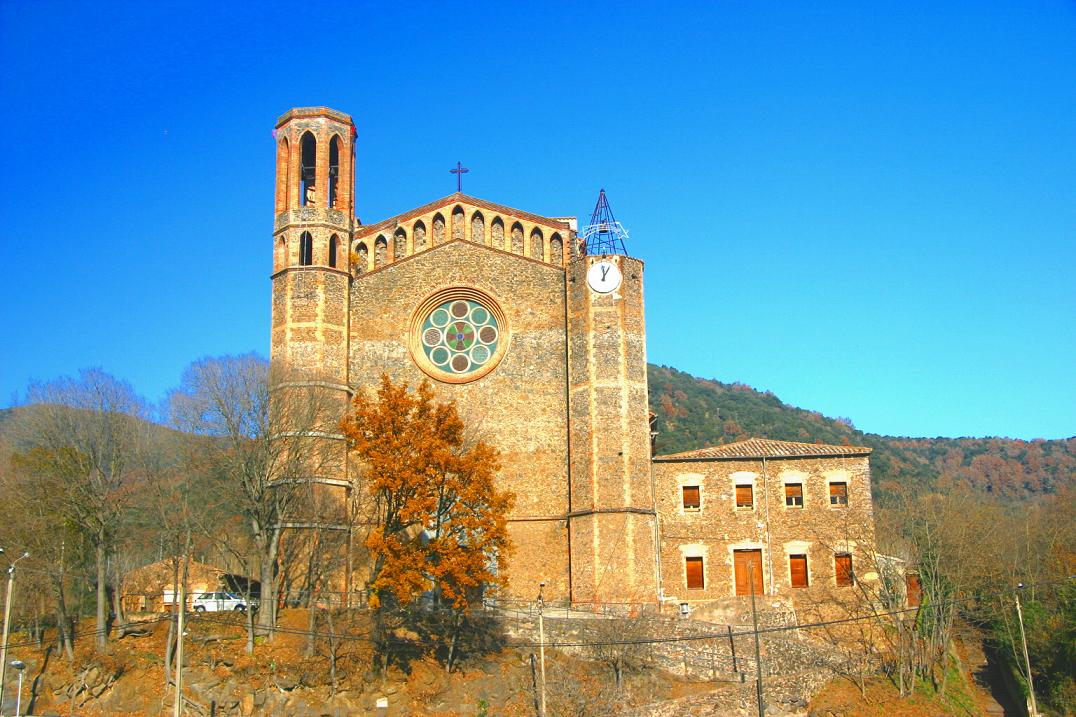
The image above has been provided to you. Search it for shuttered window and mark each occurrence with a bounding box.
[682,485,701,510]
[735,484,753,508]
[789,554,808,588]
[835,554,854,586]
[685,557,704,589]
[829,482,848,506]
[785,483,803,507]
[906,573,922,607]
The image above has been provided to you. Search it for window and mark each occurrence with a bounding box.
[299,232,313,266]
[785,483,803,507]
[790,554,808,588]
[906,573,922,607]
[328,135,341,208]
[682,485,700,510]
[685,556,704,589]
[829,482,848,506]
[735,484,753,508]
[300,132,317,207]
[328,235,338,268]
[835,554,854,586]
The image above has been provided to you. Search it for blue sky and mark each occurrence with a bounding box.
[1,1,1073,439]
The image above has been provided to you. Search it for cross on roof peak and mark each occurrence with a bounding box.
[450,161,470,192]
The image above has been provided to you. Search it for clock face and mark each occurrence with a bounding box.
[586,260,622,294]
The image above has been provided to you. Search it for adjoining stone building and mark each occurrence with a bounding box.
[268,106,878,609]
[652,438,877,608]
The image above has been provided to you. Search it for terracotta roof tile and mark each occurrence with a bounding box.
[654,437,871,461]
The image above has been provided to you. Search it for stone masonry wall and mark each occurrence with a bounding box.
[654,455,876,605]
[348,239,571,601]
[566,255,660,605]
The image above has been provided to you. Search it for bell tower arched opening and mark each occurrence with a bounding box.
[275,137,290,213]
[328,135,341,209]
[300,132,317,207]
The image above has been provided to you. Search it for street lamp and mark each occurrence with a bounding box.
[0,548,29,713]
[10,659,25,717]
[536,581,547,717]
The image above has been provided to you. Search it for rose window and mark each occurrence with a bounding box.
[419,298,500,376]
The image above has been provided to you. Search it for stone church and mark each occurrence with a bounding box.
[270,107,879,609]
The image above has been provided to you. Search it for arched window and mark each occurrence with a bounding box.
[472,212,486,245]
[432,213,446,245]
[354,242,368,275]
[299,232,313,266]
[328,135,341,209]
[375,236,388,268]
[413,221,427,251]
[328,234,339,268]
[276,137,290,213]
[511,223,525,254]
[550,233,564,265]
[452,205,465,241]
[300,132,317,207]
[530,229,544,260]
[491,217,505,250]
[393,228,406,261]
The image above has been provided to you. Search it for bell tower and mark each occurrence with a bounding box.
[270,107,357,589]
[566,191,660,604]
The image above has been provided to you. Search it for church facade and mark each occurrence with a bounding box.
[269,107,877,608]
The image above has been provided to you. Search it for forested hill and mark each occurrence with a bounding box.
[647,365,1075,503]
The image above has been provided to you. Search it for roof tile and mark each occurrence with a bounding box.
[654,437,871,461]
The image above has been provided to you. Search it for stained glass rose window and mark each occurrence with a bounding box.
[412,291,506,382]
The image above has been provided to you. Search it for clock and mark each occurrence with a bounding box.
[586,260,622,294]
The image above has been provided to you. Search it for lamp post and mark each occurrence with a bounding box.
[10,659,25,717]
[536,581,547,717]
[0,549,29,713]
[1014,583,1039,717]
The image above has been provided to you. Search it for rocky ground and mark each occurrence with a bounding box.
[5,609,1013,716]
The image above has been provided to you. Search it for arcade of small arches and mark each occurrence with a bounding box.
[273,204,571,274]
[350,205,569,275]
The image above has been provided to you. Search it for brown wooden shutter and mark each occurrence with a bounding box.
[685,557,704,589]
[785,483,803,507]
[735,484,753,508]
[789,554,808,588]
[829,482,848,505]
[835,554,853,586]
[734,550,764,596]
[906,573,922,607]
[682,485,701,510]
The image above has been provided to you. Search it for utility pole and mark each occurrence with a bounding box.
[749,560,765,717]
[537,582,547,717]
[0,550,29,712]
[173,552,189,717]
[1014,584,1038,717]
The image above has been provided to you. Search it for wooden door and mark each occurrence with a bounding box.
[734,549,764,596]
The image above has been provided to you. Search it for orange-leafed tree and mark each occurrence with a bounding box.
[341,375,512,670]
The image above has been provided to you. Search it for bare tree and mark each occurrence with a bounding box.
[10,369,150,650]
[168,354,338,635]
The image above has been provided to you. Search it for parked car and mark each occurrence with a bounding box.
[191,592,255,613]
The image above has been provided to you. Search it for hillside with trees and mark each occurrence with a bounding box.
[647,364,1076,504]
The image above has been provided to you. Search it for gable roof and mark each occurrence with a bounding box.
[654,437,871,461]
[355,192,574,239]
